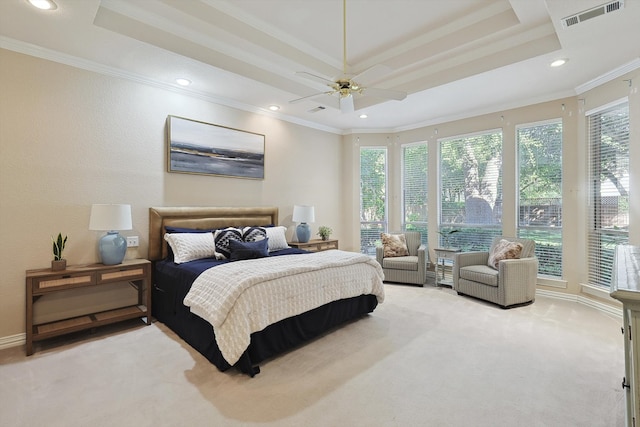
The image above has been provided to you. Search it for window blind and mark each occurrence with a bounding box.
[360,147,388,255]
[402,143,428,244]
[439,131,503,251]
[517,120,563,277]
[587,101,629,288]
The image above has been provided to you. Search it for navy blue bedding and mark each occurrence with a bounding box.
[151,247,378,376]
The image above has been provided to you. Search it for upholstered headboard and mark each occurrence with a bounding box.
[148,206,279,261]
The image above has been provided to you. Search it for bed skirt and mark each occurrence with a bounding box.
[152,275,378,376]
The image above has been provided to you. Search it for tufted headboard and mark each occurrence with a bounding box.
[148,206,279,261]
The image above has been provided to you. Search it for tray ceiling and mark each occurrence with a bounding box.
[1,0,639,133]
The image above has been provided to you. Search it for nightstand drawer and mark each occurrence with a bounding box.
[32,272,96,293]
[98,266,147,283]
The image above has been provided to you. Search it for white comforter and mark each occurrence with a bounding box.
[183,250,385,365]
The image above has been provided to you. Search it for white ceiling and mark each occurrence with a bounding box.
[1,0,639,134]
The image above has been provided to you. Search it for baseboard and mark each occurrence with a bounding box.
[0,333,25,350]
[536,289,622,318]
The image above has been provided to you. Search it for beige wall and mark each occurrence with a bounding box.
[0,49,344,339]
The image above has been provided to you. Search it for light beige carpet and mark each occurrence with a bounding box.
[0,284,626,427]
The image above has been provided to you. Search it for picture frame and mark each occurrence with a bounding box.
[167,115,265,179]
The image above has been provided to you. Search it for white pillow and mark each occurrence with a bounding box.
[265,226,290,252]
[164,232,216,264]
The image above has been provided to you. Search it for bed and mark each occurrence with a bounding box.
[148,206,384,376]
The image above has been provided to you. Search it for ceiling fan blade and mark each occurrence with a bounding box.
[289,91,334,104]
[340,95,354,114]
[351,64,392,85]
[295,71,335,86]
[362,87,407,101]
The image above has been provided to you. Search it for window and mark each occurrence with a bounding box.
[439,130,503,250]
[360,147,387,255]
[402,143,428,244]
[517,120,563,277]
[587,101,629,288]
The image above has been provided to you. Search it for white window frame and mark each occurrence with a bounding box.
[359,146,388,255]
[515,118,563,278]
[401,141,428,244]
[437,129,503,251]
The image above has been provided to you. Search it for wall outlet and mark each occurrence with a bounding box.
[126,236,139,247]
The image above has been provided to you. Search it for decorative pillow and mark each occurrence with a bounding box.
[213,227,243,259]
[164,232,216,264]
[488,239,523,270]
[229,238,269,261]
[381,233,409,257]
[265,226,290,252]
[242,226,267,242]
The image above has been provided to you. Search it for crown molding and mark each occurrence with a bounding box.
[575,57,640,94]
[390,89,576,134]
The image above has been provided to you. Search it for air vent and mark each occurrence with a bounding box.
[308,106,326,113]
[561,0,624,28]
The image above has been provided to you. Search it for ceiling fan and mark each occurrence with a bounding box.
[290,0,407,113]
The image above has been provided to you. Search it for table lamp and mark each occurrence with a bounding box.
[292,205,315,243]
[89,204,132,265]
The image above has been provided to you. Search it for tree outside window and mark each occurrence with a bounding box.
[360,147,387,255]
[517,120,563,277]
[439,131,503,251]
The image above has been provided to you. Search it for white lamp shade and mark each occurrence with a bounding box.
[292,205,315,223]
[89,204,132,231]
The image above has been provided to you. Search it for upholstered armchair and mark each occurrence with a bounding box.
[452,236,538,308]
[376,231,428,286]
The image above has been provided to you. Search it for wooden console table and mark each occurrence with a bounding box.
[25,259,151,355]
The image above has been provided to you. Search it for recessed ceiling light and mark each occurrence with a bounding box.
[359,114,368,119]
[269,105,280,111]
[175,78,191,86]
[550,58,568,67]
[27,0,57,10]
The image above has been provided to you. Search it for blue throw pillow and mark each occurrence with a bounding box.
[229,238,269,261]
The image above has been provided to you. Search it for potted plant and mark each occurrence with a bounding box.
[51,232,68,271]
[437,227,459,248]
[317,226,332,241]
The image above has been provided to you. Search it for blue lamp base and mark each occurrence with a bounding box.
[99,231,127,265]
[296,223,311,243]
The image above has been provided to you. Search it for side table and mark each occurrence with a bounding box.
[25,259,152,355]
[433,247,460,287]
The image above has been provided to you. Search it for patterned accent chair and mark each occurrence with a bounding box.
[375,231,428,286]
[452,236,538,308]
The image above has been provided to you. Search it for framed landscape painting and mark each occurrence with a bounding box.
[167,115,265,179]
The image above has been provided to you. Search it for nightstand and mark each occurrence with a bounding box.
[25,259,151,355]
[288,239,339,252]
